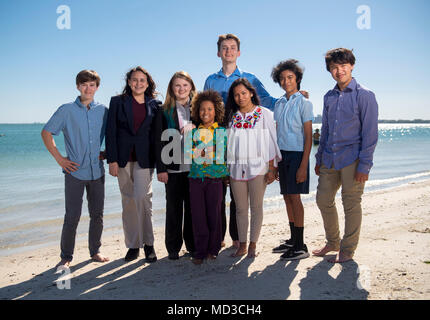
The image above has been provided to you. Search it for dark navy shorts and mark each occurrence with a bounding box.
[278,150,309,195]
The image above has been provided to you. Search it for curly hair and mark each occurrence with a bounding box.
[271,59,304,90]
[122,66,157,99]
[191,90,225,126]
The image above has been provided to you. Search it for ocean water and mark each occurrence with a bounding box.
[0,123,429,256]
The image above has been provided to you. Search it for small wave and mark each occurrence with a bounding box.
[260,172,430,205]
[366,171,430,187]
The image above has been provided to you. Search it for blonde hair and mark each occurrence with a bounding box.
[163,71,196,111]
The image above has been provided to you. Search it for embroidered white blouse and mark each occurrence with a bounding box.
[227,106,282,181]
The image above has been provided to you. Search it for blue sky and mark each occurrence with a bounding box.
[1,0,429,123]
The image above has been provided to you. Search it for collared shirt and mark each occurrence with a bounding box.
[43,97,108,180]
[315,78,378,174]
[175,100,191,130]
[167,100,191,173]
[188,122,229,179]
[204,67,277,110]
[274,92,314,152]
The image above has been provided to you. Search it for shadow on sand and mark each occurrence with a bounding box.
[0,250,368,300]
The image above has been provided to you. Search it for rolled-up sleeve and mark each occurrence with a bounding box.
[301,100,314,123]
[43,105,66,135]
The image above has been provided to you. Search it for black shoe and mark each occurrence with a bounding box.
[144,245,157,263]
[168,252,179,260]
[124,248,139,262]
[272,239,293,253]
[280,238,295,246]
[280,244,310,261]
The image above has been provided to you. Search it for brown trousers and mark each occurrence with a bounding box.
[316,161,365,256]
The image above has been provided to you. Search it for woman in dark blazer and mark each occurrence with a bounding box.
[155,71,196,260]
[154,71,196,260]
[106,66,161,263]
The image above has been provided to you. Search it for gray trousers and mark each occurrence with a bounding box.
[61,174,105,261]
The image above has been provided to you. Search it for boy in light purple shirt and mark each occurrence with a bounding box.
[313,48,378,263]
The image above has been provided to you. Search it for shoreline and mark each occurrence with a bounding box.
[1,179,429,300]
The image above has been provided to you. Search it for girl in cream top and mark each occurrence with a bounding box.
[227,105,281,180]
[225,78,281,259]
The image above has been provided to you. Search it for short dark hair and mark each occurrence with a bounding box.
[271,59,304,91]
[122,66,157,99]
[325,48,356,71]
[217,33,241,51]
[76,70,100,87]
[191,90,225,126]
[225,78,260,126]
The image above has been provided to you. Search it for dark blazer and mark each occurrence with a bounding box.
[106,94,162,169]
[154,105,199,173]
[154,106,181,173]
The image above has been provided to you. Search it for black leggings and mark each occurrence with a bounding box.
[221,183,239,242]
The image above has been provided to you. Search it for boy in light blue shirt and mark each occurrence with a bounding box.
[41,70,109,268]
[271,59,313,261]
[204,33,277,112]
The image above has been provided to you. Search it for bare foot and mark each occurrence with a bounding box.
[56,259,71,268]
[221,241,226,248]
[230,243,247,257]
[312,245,339,257]
[247,244,258,258]
[91,253,109,263]
[328,251,353,263]
[232,240,240,249]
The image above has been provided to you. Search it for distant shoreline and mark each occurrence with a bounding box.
[1,121,430,125]
[312,116,430,124]
[377,120,430,124]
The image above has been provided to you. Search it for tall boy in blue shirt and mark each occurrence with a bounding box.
[41,70,109,268]
[204,33,277,111]
[204,33,277,249]
[313,48,378,263]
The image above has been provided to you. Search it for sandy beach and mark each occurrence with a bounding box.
[0,179,429,300]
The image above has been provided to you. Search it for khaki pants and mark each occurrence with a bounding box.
[230,175,267,243]
[316,161,365,256]
[118,162,154,248]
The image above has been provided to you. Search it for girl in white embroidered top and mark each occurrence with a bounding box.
[225,78,282,258]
